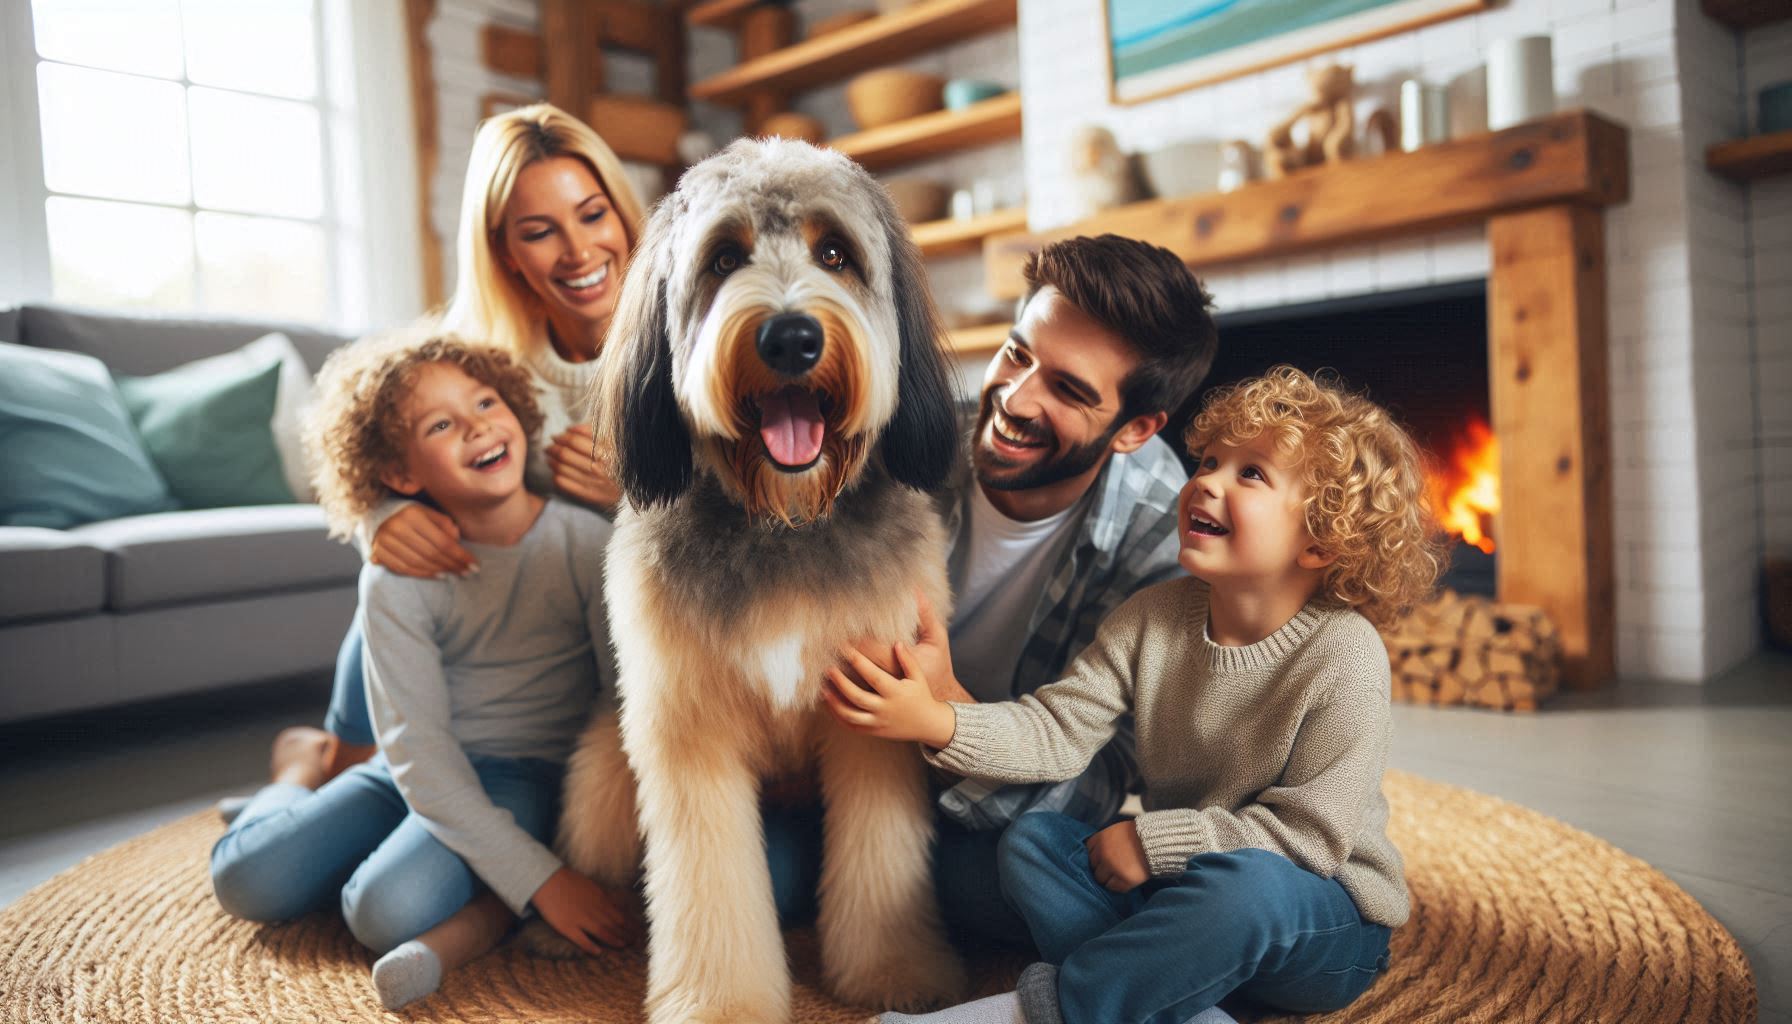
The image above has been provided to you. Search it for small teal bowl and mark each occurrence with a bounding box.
[1761,81,1792,135]
[944,79,1008,111]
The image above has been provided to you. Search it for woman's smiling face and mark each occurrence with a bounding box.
[499,155,629,353]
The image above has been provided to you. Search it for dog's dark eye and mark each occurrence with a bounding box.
[712,247,743,277]
[817,241,850,273]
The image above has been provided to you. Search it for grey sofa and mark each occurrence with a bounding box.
[0,304,363,723]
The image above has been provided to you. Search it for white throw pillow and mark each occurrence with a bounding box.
[243,332,318,502]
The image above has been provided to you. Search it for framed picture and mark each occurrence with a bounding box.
[1106,0,1488,105]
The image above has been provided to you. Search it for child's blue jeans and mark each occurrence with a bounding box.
[999,812,1391,1024]
[209,753,560,954]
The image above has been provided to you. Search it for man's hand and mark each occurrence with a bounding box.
[822,643,957,749]
[546,424,620,512]
[530,867,639,955]
[370,503,476,578]
[1085,820,1151,893]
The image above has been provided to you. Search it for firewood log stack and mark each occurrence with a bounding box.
[1380,589,1561,711]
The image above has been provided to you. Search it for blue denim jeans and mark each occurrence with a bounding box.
[999,812,1391,1024]
[323,618,376,747]
[209,754,561,954]
[763,804,1044,953]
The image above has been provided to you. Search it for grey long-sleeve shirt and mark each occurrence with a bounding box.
[360,498,616,915]
[928,576,1410,928]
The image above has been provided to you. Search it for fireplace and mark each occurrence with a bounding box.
[987,112,1627,685]
[1173,281,1497,596]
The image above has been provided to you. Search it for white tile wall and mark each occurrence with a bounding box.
[1016,0,1772,681]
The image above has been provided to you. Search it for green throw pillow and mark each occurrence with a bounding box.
[0,341,179,528]
[117,344,297,509]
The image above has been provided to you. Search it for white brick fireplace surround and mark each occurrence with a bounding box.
[1011,0,1778,683]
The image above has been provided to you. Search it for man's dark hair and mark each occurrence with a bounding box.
[1019,234,1218,422]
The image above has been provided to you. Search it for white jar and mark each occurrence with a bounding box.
[1487,36,1555,131]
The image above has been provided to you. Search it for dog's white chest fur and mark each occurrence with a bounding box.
[743,631,809,711]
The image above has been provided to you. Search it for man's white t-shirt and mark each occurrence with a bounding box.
[948,483,1088,703]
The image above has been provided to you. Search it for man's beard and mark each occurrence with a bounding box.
[973,385,1124,493]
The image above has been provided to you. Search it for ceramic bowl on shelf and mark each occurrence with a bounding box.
[943,78,1007,110]
[883,178,949,223]
[1137,139,1223,199]
[845,69,944,130]
[758,112,827,145]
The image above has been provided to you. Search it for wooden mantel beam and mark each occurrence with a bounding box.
[983,109,1629,299]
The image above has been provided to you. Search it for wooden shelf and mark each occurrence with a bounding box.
[689,0,1016,105]
[946,322,1010,354]
[830,92,1021,172]
[982,109,1631,299]
[912,207,1027,257]
[1699,0,1791,29]
[686,0,760,30]
[1706,131,1792,181]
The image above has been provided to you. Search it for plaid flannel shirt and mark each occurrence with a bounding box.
[933,409,1189,831]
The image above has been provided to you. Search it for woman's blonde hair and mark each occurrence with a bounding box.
[304,330,546,539]
[1184,366,1444,628]
[440,103,646,358]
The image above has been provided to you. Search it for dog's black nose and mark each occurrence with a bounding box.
[756,313,824,377]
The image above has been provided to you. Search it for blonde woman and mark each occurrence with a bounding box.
[244,103,646,793]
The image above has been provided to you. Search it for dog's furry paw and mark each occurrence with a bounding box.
[513,919,590,960]
[828,939,967,1013]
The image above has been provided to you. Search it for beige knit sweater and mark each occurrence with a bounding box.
[929,576,1410,928]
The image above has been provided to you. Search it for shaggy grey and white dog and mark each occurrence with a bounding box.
[552,138,966,1023]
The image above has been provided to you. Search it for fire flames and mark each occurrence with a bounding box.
[1427,417,1499,554]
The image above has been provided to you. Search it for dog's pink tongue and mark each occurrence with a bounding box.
[759,388,825,467]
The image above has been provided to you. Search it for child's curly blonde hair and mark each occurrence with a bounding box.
[303,329,545,539]
[1183,365,1443,628]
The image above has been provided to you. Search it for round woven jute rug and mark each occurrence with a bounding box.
[0,771,1757,1024]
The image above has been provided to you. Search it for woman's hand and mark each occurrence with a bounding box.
[546,424,620,512]
[370,503,477,578]
[822,642,957,749]
[1085,820,1151,893]
[530,867,640,955]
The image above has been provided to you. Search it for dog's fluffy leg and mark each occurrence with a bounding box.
[556,711,642,885]
[816,719,966,1011]
[631,698,790,1024]
[518,711,642,960]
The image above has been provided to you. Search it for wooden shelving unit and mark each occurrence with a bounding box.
[1706,131,1792,181]
[1699,0,1792,29]
[912,207,1028,258]
[945,322,1011,354]
[830,92,1021,172]
[688,0,1016,105]
[686,0,759,30]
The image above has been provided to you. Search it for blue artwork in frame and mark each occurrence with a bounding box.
[1107,0,1486,104]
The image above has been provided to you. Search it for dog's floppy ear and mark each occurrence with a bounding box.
[879,214,960,492]
[595,203,692,508]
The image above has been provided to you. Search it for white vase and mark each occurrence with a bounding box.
[1487,36,1555,131]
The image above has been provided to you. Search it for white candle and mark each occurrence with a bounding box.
[1487,36,1555,131]
[1401,80,1449,151]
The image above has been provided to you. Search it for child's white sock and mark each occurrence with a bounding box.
[371,940,441,1010]
[877,991,1024,1024]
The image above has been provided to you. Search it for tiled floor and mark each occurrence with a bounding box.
[3,654,1788,1022]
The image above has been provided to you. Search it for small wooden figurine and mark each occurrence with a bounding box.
[1069,124,1141,220]
[1265,63,1357,178]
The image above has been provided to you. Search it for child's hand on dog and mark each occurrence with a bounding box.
[531,867,640,955]
[840,592,973,705]
[823,643,957,749]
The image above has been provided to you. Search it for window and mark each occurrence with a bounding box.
[4,0,422,331]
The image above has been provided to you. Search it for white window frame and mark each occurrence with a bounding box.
[0,0,423,334]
